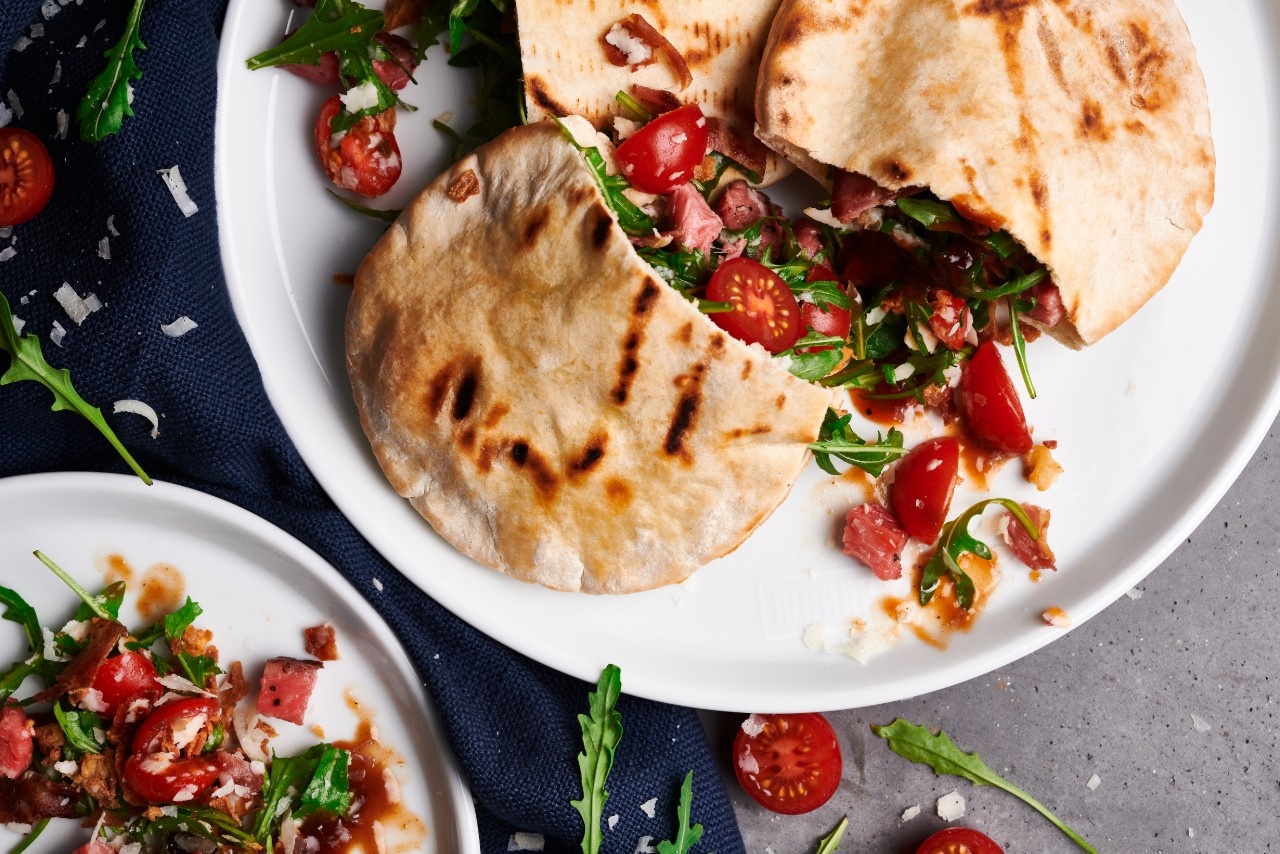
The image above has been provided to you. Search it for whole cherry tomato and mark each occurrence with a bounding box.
[615,104,709,194]
[0,128,54,226]
[916,827,1005,854]
[707,257,804,354]
[958,341,1032,454]
[732,713,842,815]
[891,437,960,543]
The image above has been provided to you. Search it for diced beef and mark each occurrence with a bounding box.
[831,169,895,223]
[714,180,769,230]
[794,217,824,259]
[283,51,339,85]
[1026,281,1065,327]
[0,705,33,779]
[304,624,340,662]
[666,183,724,258]
[842,503,910,581]
[928,288,973,351]
[704,117,768,179]
[258,657,323,725]
[0,772,79,823]
[71,841,114,854]
[372,33,418,92]
[629,84,682,115]
[1001,503,1057,571]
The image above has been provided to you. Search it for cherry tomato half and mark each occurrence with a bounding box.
[958,341,1032,455]
[132,697,220,754]
[916,827,1005,854]
[732,713,842,815]
[615,104,709,194]
[799,265,851,352]
[891,437,960,543]
[314,95,402,198]
[707,257,804,354]
[124,697,222,804]
[0,128,54,226]
[90,651,161,717]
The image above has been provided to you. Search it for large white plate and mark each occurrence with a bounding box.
[215,1,1280,712]
[0,473,479,854]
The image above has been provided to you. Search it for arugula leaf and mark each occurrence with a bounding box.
[0,660,43,704]
[919,499,1037,610]
[572,664,623,854]
[131,804,256,848]
[158,597,221,687]
[0,293,151,484]
[77,0,147,142]
[53,701,104,755]
[778,336,846,383]
[813,816,848,854]
[559,124,656,237]
[808,409,906,477]
[34,552,113,621]
[983,230,1021,259]
[966,266,1048,301]
[792,277,850,312]
[894,197,961,230]
[162,597,202,640]
[8,818,50,854]
[245,0,383,70]
[254,744,353,843]
[438,0,523,146]
[326,188,403,223]
[1007,296,1037,399]
[0,585,41,654]
[640,247,710,293]
[872,719,1099,853]
[73,581,126,624]
[655,770,704,854]
[297,745,353,819]
[330,51,401,134]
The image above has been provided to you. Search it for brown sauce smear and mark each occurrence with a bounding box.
[294,691,427,854]
[882,552,1000,650]
[101,553,134,586]
[135,563,186,624]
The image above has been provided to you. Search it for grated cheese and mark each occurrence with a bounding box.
[97,236,110,260]
[901,805,920,821]
[639,798,657,818]
[55,109,67,139]
[107,215,120,236]
[113,399,161,438]
[0,247,15,262]
[508,832,546,851]
[339,81,381,114]
[40,0,59,19]
[6,90,22,119]
[1086,773,1101,790]
[50,320,66,347]
[13,37,31,52]
[936,791,965,821]
[54,283,103,325]
[49,61,61,85]
[604,23,653,65]
[157,165,199,217]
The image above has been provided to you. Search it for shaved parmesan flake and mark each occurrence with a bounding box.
[4,91,20,120]
[936,791,965,821]
[607,815,619,830]
[892,362,916,382]
[76,35,86,48]
[161,316,198,338]
[508,833,545,851]
[803,206,845,230]
[53,760,78,775]
[901,805,921,821]
[1190,713,1212,733]
[633,837,655,854]
[11,315,25,334]
[113,399,160,438]
[93,18,105,31]
[557,115,598,149]
[30,23,44,37]
[40,0,59,19]
[55,109,67,139]
[639,798,657,818]
[279,812,298,854]
[53,283,102,325]
[0,103,10,129]
[50,321,66,347]
[107,215,119,236]
[1086,773,1102,790]
[605,23,652,65]
[49,61,61,85]
[0,247,15,262]
[340,81,380,113]
[372,577,383,591]
[97,236,110,260]
[1125,587,1144,600]
[13,37,32,52]
[157,165,199,217]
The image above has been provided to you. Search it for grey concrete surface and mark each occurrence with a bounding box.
[702,422,1280,854]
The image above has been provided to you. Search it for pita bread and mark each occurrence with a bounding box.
[517,0,793,185]
[755,0,1215,346]
[345,122,831,594]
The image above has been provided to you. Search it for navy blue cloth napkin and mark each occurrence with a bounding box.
[0,1,745,851]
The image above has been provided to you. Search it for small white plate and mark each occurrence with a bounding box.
[0,473,479,854]
[216,0,1280,712]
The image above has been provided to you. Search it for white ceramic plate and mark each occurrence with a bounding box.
[216,1,1280,712]
[0,473,479,854]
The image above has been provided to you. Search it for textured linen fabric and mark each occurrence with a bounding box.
[0,1,746,851]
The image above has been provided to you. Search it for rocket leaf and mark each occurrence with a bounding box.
[77,0,147,142]
[572,664,623,854]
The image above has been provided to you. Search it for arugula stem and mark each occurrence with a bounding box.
[1007,297,1037,399]
[615,91,653,123]
[33,552,112,620]
[8,818,49,854]
[98,422,153,485]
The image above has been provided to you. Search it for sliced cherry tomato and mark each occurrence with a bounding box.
[615,104,709,194]
[132,697,220,754]
[891,437,960,543]
[799,265,851,352]
[732,713,842,815]
[916,827,1005,854]
[707,257,804,354]
[314,95,402,198]
[123,751,221,804]
[958,341,1032,454]
[0,128,54,226]
[124,697,222,804]
[90,651,161,716]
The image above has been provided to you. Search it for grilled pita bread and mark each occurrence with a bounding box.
[517,0,792,185]
[346,121,830,594]
[755,0,1215,346]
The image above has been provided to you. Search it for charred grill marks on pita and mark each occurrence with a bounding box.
[521,206,551,249]
[526,74,572,116]
[567,433,609,481]
[591,206,613,249]
[452,368,479,421]
[611,280,662,405]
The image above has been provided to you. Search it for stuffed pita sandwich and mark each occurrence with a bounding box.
[517,0,793,186]
[345,121,831,594]
[755,0,1215,347]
